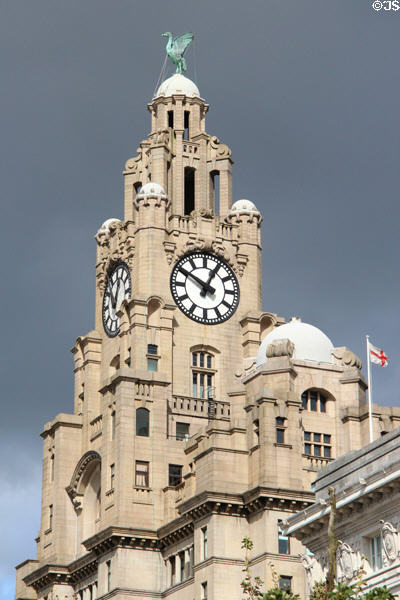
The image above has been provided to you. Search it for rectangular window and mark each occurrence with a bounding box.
[304,431,332,458]
[50,454,55,481]
[147,344,158,355]
[192,372,197,397]
[301,392,307,409]
[110,464,115,489]
[170,555,176,586]
[370,535,383,570]
[192,352,198,366]
[276,429,285,444]
[169,464,182,486]
[176,422,190,441]
[111,411,116,440]
[279,576,292,592]
[49,504,53,530]
[207,374,213,398]
[201,581,208,600]
[324,446,331,458]
[184,110,190,139]
[278,521,290,554]
[135,461,149,487]
[147,357,158,372]
[310,391,318,411]
[206,354,212,368]
[106,560,111,592]
[200,352,205,367]
[179,551,185,581]
[168,110,174,128]
[320,396,327,412]
[202,526,208,559]
[200,373,204,398]
[184,167,195,215]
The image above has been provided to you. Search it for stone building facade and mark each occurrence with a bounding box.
[15,72,400,600]
[285,428,400,597]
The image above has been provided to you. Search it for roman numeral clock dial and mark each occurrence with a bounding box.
[102,262,132,337]
[170,252,240,324]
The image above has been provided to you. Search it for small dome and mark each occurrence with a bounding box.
[97,218,121,234]
[256,317,334,367]
[138,182,167,196]
[155,74,200,98]
[230,199,259,213]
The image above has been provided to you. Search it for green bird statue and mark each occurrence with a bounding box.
[162,32,194,74]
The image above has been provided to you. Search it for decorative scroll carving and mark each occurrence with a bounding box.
[337,541,355,582]
[332,347,362,369]
[95,221,135,291]
[209,135,232,159]
[124,139,151,177]
[380,520,398,563]
[266,338,295,359]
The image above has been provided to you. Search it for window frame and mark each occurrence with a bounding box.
[168,464,183,487]
[301,389,329,413]
[135,460,149,488]
[278,520,290,554]
[304,431,332,458]
[136,407,150,437]
[191,351,216,399]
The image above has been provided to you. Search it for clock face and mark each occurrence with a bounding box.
[170,252,240,325]
[102,262,131,337]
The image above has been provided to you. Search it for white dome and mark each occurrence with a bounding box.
[155,74,200,98]
[230,199,259,213]
[138,182,167,196]
[256,317,334,367]
[97,218,121,234]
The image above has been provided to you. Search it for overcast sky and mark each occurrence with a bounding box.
[1,1,399,597]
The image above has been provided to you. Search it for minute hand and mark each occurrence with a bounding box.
[179,267,216,295]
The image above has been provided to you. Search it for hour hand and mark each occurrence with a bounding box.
[200,264,219,297]
[179,267,216,295]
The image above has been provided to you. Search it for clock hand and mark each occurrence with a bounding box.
[109,283,117,309]
[179,267,216,295]
[200,264,220,297]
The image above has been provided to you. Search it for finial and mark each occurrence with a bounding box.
[162,32,194,74]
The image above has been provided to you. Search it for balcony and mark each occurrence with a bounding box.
[170,395,230,420]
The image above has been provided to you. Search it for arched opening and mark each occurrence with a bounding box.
[210,170,220,215]
[184,111,190,140]
[184,167,195,215]
[148,298,161,327]
[136,407,150,437]
[68,452,102,549]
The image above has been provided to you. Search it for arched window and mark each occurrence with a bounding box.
[301,389,328,413]
[136,407,149,437]
[191,350,214,398]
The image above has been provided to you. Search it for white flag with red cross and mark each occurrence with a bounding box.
[369,342,389,367]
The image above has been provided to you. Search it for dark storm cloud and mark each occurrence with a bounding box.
[1,1,399,596]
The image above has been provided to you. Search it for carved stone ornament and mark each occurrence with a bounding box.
[190,207,214,221]
[337,541,354,582]
[95,220,135,291]
[209,135,232,160]
[152,128,171,146]
[380,520,398,563]
[66,450,101,511]
[301,554,324,591]
[331,347,362,369]
[266,338,295,359]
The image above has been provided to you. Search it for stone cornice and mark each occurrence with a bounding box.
[83,526,158,553]
[41,413,82,438]
[99,368,170,394]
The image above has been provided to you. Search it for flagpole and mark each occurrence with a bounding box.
[366,335,373,443]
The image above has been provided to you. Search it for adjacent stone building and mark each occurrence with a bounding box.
[285,428,400,597]
[15,72,400,600]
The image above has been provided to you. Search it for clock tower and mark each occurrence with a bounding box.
[17,48,395,600]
